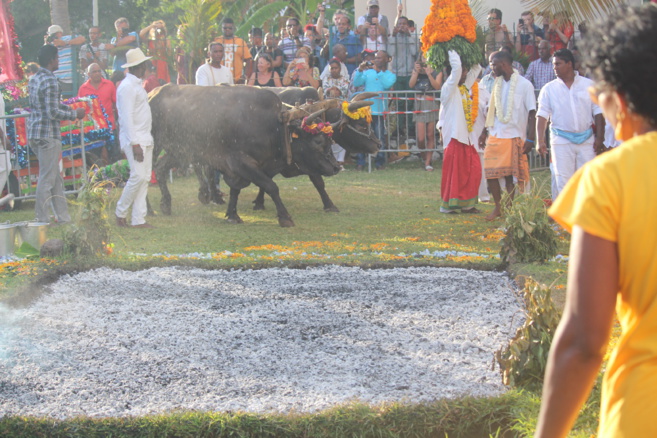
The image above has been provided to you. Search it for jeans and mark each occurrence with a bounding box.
[357,115,386,168]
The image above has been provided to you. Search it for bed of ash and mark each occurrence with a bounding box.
[0,266,524,419]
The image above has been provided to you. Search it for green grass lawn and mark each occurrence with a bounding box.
[0,162,590,437]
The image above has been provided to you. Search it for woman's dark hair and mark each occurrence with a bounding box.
[583,4,657,125]
[329,58,341,68]
[553,48,575,67]
[38,44,58,67]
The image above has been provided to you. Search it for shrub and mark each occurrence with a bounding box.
[495,279,561,389]
[500,183,558,264]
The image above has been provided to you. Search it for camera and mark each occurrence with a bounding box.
[365,61,373,67]
[519,18,524,26]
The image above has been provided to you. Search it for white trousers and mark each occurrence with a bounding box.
[115,144,153,226]
[477,150,489,201]
[332,143,346,162]
[552,141,596,198]
[0,148,10,197]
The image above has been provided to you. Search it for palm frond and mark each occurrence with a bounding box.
[522,0,625,25]
[236,1,289,37]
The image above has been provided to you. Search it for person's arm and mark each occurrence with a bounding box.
[117,84,139,149]
[408,61,421,88]
[536,115,549,157]
[113,32,137,48]
[282,62,295,86]
[316,4,326,37]
[535,226,617,438]
[273,71,282,87]
[195,65,209,87]
[247,72,256,86]
[272,50,284,69]
[139,23,156,41]
[426,67,443,90]
[381,70,396,89]
[442,50,462,98]
[525,61,535,83]
[593,113,606,155]
[352,68,366,87]
[45,78,81,121]
[345,41,361,65]
[524,109,536,153]
[244,58,254,79]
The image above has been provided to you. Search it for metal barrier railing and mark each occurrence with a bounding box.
[361,89,550,172]
[1,113,89,204]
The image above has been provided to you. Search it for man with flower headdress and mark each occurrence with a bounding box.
[437,50,488,214]
[480,50,536,221]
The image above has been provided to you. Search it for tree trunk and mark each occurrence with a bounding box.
[49,0,71,34]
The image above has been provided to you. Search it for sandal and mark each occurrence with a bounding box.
[462,207,481,214]
[425,165,434,171]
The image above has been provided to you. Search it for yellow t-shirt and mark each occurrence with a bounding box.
[549,131,657,437]
[213,36,252,81]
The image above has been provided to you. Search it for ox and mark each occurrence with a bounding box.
[251,87,381,212]
[150,84,340,227]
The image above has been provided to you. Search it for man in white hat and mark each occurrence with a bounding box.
[115,48,155,228]
[45,24,85,91]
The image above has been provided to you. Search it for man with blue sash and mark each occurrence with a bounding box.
[536,49,605,198]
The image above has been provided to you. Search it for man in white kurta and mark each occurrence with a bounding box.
[115,49,155,228]
[195,43,234,86]
[0,91,12,207]
[536,48,604,198]
[481,50,536,221]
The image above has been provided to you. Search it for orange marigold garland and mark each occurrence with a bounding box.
[422,0,482,70]
[459,81,479,132]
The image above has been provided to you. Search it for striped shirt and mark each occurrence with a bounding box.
[524,57,556,91]
[27,67,77,140]
[53,35,74,84]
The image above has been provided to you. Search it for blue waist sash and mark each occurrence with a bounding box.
[550,127,594,144]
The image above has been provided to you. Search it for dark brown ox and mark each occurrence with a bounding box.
[149,84,340,227]
[252,87,381,212]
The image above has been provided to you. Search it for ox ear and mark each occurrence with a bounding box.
[350,92,379,102]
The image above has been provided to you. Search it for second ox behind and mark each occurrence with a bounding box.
[149,84,340,227]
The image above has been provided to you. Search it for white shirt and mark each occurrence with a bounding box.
[319,61,348,82]
[536,73,602,145]
[195,63,234,86]
[489,74,536,140]
[438,51,482,147]
[116,72,153,147]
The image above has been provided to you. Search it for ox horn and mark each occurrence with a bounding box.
[317,87,325,101]
[303,108,330,126]
[350,92,379,102]
[347,100,374,113]
[285,99,339,123]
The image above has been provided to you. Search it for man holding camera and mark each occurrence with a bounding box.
[111,18,139,73]
[516,11,544,62]
[356,0,389,37]
[278,18,311,65]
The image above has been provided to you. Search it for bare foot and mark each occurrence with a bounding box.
[484,208,502,221]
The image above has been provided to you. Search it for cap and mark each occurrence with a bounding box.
[367,0,379,7]
[48,25,64,36]
[361,48,376,56]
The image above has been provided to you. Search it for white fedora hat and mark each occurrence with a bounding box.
[121,48,152,69]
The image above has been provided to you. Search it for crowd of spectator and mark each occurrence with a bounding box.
[25,4,607,182]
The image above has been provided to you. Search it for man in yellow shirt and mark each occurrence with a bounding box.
[534,4,657,437]
[214,18,252,84]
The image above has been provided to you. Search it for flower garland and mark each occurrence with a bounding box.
[491,73,518,125]
[459,81,478,132]
[341,101,372,123]
[301,117,333,137]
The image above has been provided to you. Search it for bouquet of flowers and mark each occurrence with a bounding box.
[421,0,483,70]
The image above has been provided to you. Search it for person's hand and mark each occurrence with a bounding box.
[523,140,534,154]
[537,142,548,157]
[132,144,144,162]
[397,2,403,14]
[478,130,488,150]
[75,107,86,120]
[413,61,422,73]
[594,137,607,155]
[318,3,325,13]
[358,61,371,72]
[549,21,557,32]
[424,64,434,75]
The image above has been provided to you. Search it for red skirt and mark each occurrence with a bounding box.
[440,139,482,210]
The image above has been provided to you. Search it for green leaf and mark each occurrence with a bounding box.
[15,241,40,258]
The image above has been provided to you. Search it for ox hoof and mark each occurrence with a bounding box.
[198,191,211,205]
[278,218,295,228]
[226,217,243,224]
[160,203,172,216]
[252,203,265,211]
[324,206,340,213]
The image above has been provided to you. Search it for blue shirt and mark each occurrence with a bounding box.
[330,32,362,76]
[111,31,139,72]
[352,68,396,115]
